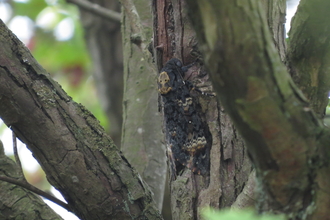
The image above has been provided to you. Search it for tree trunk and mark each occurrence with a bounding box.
[72,0,167,210]
[261,0,287,62]
[186,0,330,219]
[287,0,330,118]
[2,0,330,219]
[0,20,162,220]
[120,0,167,210]
[152,1,252,219]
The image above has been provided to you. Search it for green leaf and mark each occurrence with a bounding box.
[12,0,48,20]
[202,208,286,220]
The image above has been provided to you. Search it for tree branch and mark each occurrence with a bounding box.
[0,175,72,212]
[231,170,256,209]
[0,19,162,219]
[287,0,330,118]
[0,139,64,219]
[67,0,121,22]
[261,0,287,62]
[8,134,72,211]
[12,132,25,180]
[186,0,329,217]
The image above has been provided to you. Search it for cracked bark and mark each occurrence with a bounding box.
[152,1,252,219]
[3,0,330,219]
[0,140,63,220]
[75,0,167,210]
[0,20,162,220]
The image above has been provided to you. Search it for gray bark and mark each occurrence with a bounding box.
[287,0,330,118]
[186,0,330,219]
[0,140,63,220]
[262,0,287,62]
[0,19,162,220]
[120,0,167,210]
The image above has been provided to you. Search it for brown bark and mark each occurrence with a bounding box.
[186,0,330,219]
[287,0,330,118]
[153,1,252,219]
[0,20,161,220]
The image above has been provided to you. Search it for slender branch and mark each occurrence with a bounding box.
[0,175,72,212]
[12,132,25,180]
[67,0,121,22]
[8,133,72,212]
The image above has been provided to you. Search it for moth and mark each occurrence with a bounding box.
[158,58,211,178]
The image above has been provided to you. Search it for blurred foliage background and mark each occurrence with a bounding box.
[1,0,107,130]
[202,208,286,220]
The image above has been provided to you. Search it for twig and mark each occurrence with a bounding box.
[8,133,72,212]
[12,132,25,181]
[0,175,72,212]
[67,0,121,22]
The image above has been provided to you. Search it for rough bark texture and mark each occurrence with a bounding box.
[0,20,162,220]
[153,1,252,219]
[261,0,286,62]
[3,0,330,219]
[120,0,167,210]
[78,0,123,146]
[0,141,63,220]
[186,0,330,219]
[287,0,330,118]
[75,0,166,210]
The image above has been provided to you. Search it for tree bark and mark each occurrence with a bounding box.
[3,0,330,219]
[0,20,162,220]
[186,0,330,219]
[153,1,252,219]
[120,0,167,210]
[72,0,167,210]
[0,140,63,220]
[287,0,330,118]
[261,0,286,62]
